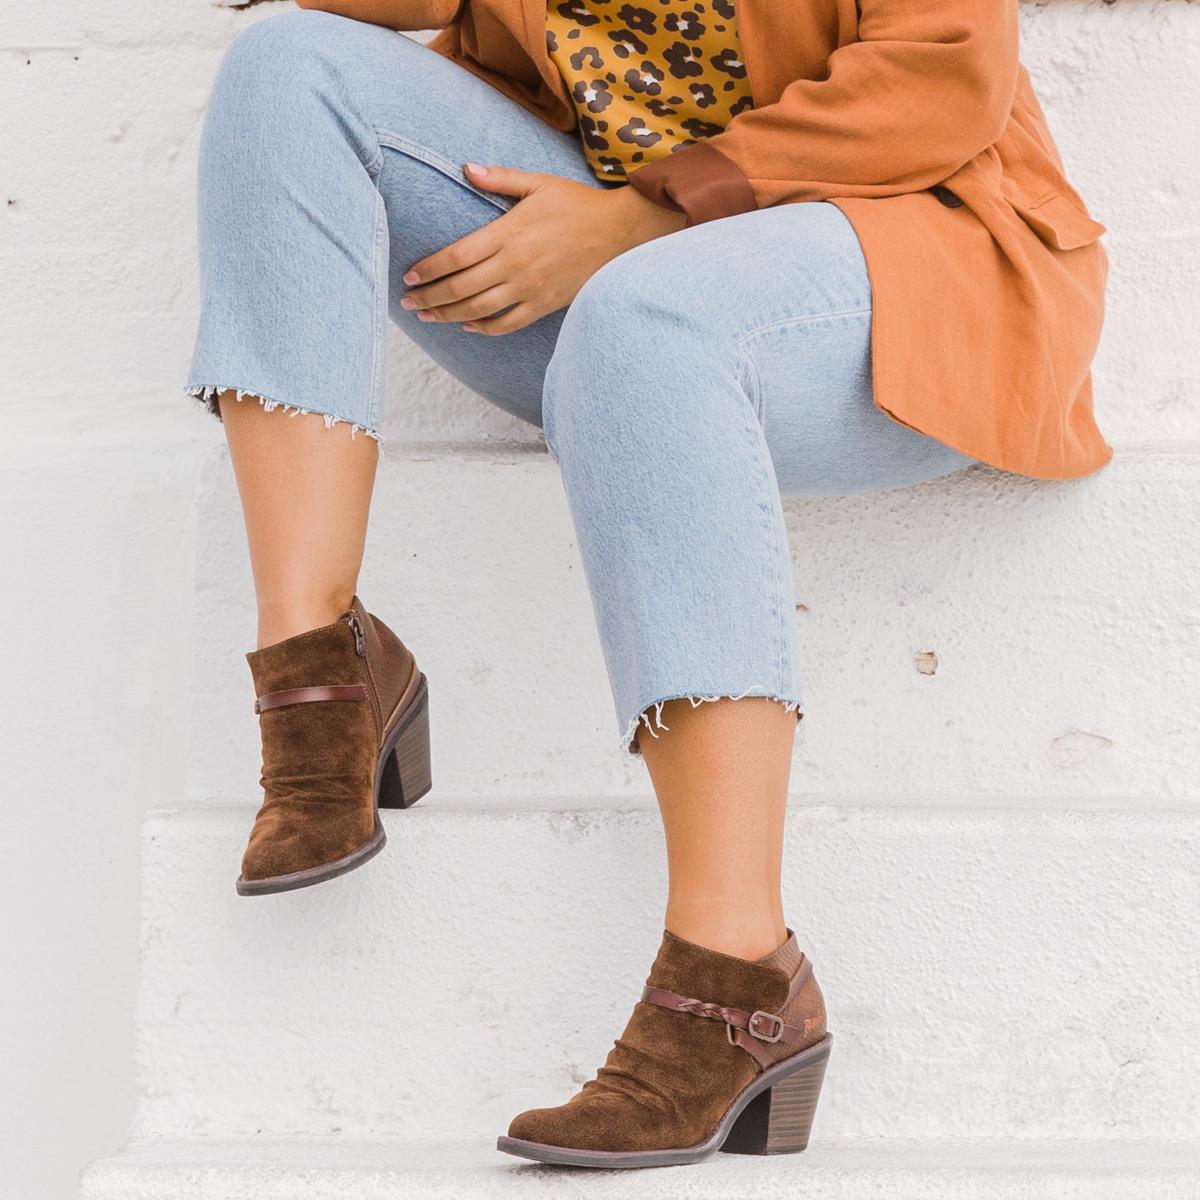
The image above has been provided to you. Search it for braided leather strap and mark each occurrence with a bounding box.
[641,985,788,1043]
[254,684,368,714]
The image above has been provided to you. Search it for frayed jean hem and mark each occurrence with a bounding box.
[185,384,382,443]
[621,687,805,756]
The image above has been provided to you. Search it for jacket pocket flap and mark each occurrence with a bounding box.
[1011,190,1107,251]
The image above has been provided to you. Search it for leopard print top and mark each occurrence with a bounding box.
[545,1,755,182]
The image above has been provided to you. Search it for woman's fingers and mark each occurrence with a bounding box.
[400,253,506,314]
[463,301,544,336]
[413,283,521,324]
[403,223,502,287]
[462,162,547,199]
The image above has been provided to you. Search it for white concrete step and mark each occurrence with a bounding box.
[132,800,1199,1143]
[80,1135,1200,1199]
[189,445,1200,804]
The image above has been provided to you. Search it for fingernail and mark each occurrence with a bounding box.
[417,310,433,321]
[462,323,479,332]
[403,270,420,285]
[464,162,486,176]
[400,296,417,310]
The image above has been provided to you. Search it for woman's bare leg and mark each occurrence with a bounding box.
[638,697,794,960]
[219,394,377,649]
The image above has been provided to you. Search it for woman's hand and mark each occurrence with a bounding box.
[399,162,689,335]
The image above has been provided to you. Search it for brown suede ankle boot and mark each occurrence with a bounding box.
[236,595,430,896]
[498,929,831,1167]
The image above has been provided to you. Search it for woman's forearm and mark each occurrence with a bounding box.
[294,0,461,32]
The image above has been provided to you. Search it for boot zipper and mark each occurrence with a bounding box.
[345,613,383,737]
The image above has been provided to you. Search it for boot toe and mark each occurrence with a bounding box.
[506,1107,556,1143]
[240,820,373,882]
[507,1105,606,1151]
[507,1097,660,1153]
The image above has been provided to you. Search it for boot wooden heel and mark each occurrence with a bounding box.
[377,673,431,809]
[721,1035,831,1156]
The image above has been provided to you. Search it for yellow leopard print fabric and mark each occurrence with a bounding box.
[545,1,755,182]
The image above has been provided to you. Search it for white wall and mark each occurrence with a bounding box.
[2,1,1197,1197]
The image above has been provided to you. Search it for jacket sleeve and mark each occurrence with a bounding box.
[293,0,463,32]
[625,0,1019,225]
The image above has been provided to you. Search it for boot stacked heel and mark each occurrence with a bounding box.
[721,1038,831,1156]
[377,673,432,810]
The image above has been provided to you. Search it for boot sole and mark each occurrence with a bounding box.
[236,674,431,896]
[496,1033,832,1169]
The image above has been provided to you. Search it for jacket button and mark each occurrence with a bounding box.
[932,185,964,208]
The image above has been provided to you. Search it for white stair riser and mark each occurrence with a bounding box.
[191,450,1199,801]
[133,804,1199,1141]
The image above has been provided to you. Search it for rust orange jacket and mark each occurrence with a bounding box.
[310,0,1113,480]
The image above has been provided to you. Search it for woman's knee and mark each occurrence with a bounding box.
[543,263,645,459]
[218,10,331,92]
[201,9,391,185]
[543,250,727,460]
[211,9,386,117]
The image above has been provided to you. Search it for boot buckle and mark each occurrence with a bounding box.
[747,1010,785,1043]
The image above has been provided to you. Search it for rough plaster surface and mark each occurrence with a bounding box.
[193,446,1199,801]
[81,1137,1200,1200]
[0,1,1197,1198]
[133,803,1200,1141]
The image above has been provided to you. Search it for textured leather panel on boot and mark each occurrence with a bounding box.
[504,930,826,1156]
[350,595,417,728]
[758,932,803,977]
[752,932,828,1070]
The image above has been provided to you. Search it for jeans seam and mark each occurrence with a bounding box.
[735,380,791,699]
[374,129,515,212]
[738,343,765,423]
[367,190,388,430]
[738,354,781,685]
[736,306,871,461]
[735,306,871,348]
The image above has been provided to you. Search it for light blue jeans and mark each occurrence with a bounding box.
[186,10,979,754]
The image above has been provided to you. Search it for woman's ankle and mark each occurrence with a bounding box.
[256,589,357,648]
[664,900,787,961]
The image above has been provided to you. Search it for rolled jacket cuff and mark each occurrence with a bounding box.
[625,140,758,227]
